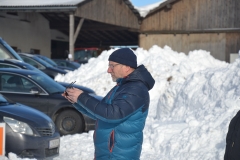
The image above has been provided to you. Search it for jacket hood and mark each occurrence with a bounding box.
[122,64,155,90]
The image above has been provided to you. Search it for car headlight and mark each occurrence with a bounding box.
[3,117,33,135]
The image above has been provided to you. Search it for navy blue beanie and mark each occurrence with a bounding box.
[108,48,137,68]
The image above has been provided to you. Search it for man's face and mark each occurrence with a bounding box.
[107,61,124,82]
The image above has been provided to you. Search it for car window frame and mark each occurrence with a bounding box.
[20,55,46,70]
[0,72,48,95]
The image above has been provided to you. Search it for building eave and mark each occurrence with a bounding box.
[0,6,77,12]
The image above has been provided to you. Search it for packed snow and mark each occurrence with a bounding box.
[5,45,240,160]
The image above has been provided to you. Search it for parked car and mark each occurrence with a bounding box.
[19,53,67,79]
[0,59,96,94]
[74,47,99,64]
[0,93,60,159]
[0,68,101,135]
[35,54,74,72]
[52,59,81,70]
[0,37,23,61]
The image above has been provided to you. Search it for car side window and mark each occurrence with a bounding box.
[0,74,44,94]
[0,44,12,59]
[21,56,45,70]
[0,63,19,69]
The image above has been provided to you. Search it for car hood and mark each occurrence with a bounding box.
[0,103,53,128]
[57,66,74,71]
[58,82,96,94]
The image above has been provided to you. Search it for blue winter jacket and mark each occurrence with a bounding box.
[73,64,155,160]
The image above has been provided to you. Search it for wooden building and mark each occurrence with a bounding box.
[0,0,141,59]
[1,0,240,62]
[140,0,240,62]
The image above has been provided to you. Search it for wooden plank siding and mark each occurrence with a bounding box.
[235,0,240,27]
[226,33,240,62]
[139,31,240,62]
[141,0,240,32]
[139,0,240,62]
[75,0,140,29]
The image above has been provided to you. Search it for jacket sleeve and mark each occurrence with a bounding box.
[77,85,149,123]
[72,103,96,120]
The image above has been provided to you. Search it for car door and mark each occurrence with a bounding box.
[0,73,50,115]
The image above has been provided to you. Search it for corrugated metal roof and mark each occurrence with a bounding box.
[0,0,141,18]
[0,0,84,6]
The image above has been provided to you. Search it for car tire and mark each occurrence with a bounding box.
[55,110,84,135]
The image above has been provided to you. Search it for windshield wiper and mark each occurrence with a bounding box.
[51,91,64,94]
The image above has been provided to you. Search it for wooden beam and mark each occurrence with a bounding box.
[74,18,85,43]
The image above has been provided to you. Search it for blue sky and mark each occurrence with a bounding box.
[130,0,163,7]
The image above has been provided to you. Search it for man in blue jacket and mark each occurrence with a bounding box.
[63,48,155,160]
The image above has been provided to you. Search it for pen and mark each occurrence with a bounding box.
[64,81,76,95]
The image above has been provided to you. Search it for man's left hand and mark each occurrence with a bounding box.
[62,88,83,103]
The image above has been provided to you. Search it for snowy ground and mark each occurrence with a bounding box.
[6,45,240,160]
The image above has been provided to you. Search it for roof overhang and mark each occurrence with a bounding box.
[0,0,140,47]
[0,6,77,12]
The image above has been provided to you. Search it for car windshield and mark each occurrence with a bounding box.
[21,62,47,75]
[33,56,53,67]
[20,54,53,68]
[0,40,23,61]
[71,61,81,68]
[39,56,58,67]
[29,72,65,94]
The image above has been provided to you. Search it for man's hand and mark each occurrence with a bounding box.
[62,88,83,103]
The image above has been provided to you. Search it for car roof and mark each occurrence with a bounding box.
[0,68,40,75]
[19,52,35,57]
[0,58,40,70]
[0,58,27,65]
[0,58,22,63]
[19,53,54,66]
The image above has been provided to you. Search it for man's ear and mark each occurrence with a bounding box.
[125,65,135,74]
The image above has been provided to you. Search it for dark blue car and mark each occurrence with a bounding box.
[52,59,81,70]
[0,68,101,136]
[36,54,74,71]
[0,93,60,159]
[0,59,96,94]
[19,53,67,79]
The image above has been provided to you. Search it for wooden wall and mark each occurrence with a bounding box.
[141,0,240,32]
[75,0,140,29]
[139,33,240,62]
[139,0,240,62]
[226,33,240,62]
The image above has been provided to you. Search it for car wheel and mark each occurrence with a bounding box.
[55,110,84,135]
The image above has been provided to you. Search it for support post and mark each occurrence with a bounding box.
[69,13,74,61]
